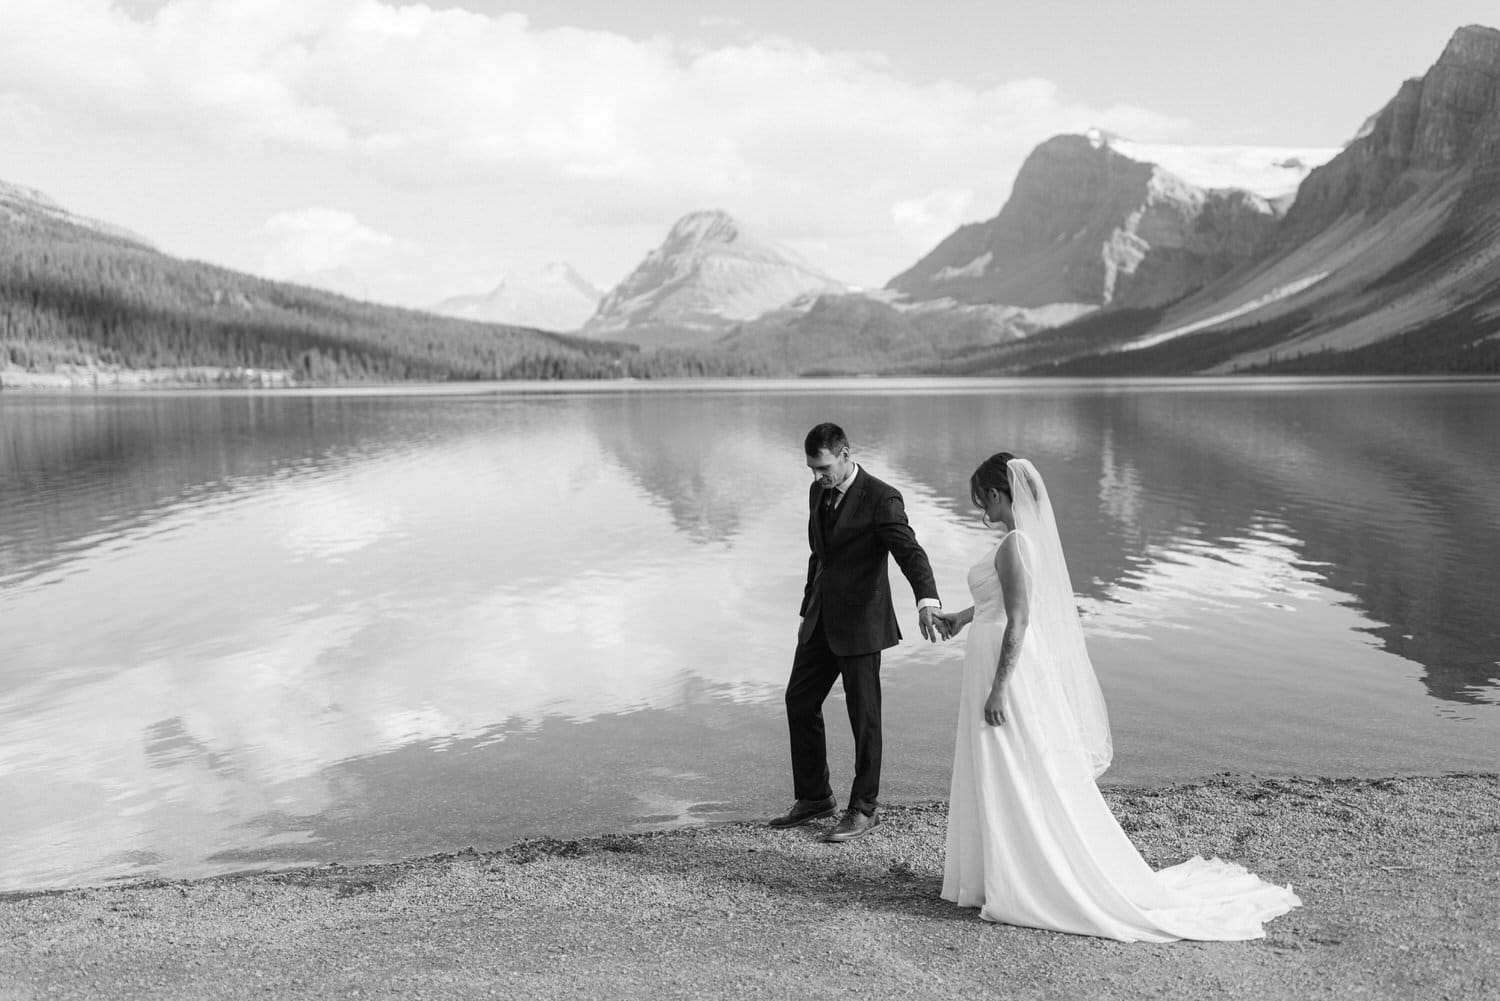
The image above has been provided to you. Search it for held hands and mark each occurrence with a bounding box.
[933,610,968,639]
[983,686,1007,727]
[918,606,951,643]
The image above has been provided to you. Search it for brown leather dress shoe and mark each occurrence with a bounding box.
[768,796,837,828]
[823,807,880,842]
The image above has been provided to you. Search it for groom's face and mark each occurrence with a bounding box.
[807,447,852,488]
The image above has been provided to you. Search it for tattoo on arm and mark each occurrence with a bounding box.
[994,623,1023,689]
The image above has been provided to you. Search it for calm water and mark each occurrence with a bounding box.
[2,378,1497,893]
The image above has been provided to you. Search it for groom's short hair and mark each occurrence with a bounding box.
[804,422,849,456]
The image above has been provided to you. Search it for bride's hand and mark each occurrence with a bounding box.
[936,611,966,638]
[983,687,1006,727]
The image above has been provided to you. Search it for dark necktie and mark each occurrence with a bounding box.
[820,488,838,529]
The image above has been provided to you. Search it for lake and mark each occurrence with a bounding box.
[2,378,1496,893]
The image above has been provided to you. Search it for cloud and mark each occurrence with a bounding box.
[892,187,979,253]
[257,207,395,278]
[0,0,1190,286]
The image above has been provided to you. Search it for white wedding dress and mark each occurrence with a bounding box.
[942,528,1302,941]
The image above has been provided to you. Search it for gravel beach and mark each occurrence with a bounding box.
[2,772,1496,1001]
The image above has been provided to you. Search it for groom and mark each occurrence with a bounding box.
[770,422,945,842]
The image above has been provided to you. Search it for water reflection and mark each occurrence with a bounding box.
[843,382,1500,705]
[1080,385,1500,705]
[584,392,797,544]
[1,392,815,888]
[1,380,1496,892]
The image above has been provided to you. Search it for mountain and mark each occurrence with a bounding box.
[0,181,635,386]
[717,291,1091,375]
[431,262,602,332]
[1017,24,1500,376]
[711,132,1333,376]
[10,24,1499,382]
[888,130,1335,311]
[0,180,155,250]
[583,210,850,348]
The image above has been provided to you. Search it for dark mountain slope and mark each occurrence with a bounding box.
[0,183,632,384]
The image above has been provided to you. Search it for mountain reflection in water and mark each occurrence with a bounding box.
[1,379,1495,892]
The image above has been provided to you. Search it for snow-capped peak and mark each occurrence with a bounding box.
[585,209,849,336]
[1084,127,1124,150]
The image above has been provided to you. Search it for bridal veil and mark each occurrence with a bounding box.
[1007,457,1113,778]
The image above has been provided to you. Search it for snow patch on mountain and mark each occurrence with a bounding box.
[933,253,994,282]
[1087,128,1338,200]
[1120,272,1331,352]
[880,291,1095,333]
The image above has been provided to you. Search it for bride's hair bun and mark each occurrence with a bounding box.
[970,452,1016,505]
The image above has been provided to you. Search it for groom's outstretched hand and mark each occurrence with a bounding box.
[919,606,950,642]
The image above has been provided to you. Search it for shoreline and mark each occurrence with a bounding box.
[5,370,1500,393]
[2,771,1495,1000]
[0,763,1471,902]
[0,364,296,390]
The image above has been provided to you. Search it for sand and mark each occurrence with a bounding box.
[1,772,1496,1000]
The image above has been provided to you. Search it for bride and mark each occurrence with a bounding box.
[934,453,1301,941]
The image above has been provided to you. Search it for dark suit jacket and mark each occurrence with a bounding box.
[799,466,940,657]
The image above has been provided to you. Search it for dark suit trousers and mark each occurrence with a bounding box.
[786,614,882,815]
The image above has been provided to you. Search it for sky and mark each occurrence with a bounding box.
[2,0,1497,308]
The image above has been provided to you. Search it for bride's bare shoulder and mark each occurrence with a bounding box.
[992,529,1023,562]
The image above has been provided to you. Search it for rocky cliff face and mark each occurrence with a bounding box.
[1282,24,1500,240]
[584,210,848,348]
[1103,23,1500,374]
[887,131,1328,310]
[714,132,1330,373]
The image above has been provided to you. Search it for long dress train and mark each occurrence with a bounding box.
[942,533,1301,942]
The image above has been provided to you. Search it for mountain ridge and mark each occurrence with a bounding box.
[885,131,1336,310]
[583,209,850,348]
[1094,22,1500,374]
[0,180,156,250]
[6,24,1499,381]
[431,262,602,332]
[882,23,1500,377]
[0,182,636,386]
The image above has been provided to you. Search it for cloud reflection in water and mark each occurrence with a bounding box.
[0,412,814,888]
[3,381,1499,893]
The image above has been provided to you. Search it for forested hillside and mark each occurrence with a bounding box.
[0,201,651,384]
